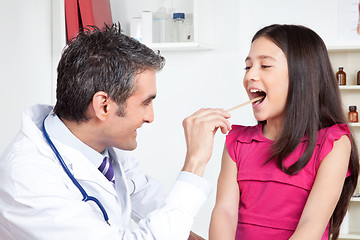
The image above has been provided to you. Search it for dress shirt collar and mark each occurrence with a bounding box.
[44,111,105,168]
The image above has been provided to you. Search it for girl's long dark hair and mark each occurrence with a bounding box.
[252,24,359,239]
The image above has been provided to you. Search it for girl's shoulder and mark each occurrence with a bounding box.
[315,124,351,166]
[227,123,267,144]
[317,124,350,144]
[315,124,351,174]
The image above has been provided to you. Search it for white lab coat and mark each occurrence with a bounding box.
[0,105,211,240]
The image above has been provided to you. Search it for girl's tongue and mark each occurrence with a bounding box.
[250,89,266,104]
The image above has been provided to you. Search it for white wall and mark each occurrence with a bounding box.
[0,0,351,238]
[0,0,53,152]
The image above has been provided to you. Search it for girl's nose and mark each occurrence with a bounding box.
[244,67,260,82]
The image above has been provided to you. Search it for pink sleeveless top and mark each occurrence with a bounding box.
[226,123,351,240]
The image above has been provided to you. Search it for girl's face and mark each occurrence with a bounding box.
[243,36,289,126]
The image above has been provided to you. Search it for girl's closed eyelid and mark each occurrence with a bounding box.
[244,65,272,70]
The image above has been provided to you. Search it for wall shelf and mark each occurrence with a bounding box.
[351,197,360,202]
[349,123,360,127]
[327,45,360,52]
[329,47,360,238]
[339,234,360,240]
[339,85,360,90]
[146,41,213,51]
[111,0,214,52]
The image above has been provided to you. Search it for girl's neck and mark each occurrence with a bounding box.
[262,119,284,141]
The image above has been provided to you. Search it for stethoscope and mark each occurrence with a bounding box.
[42,119,110,225]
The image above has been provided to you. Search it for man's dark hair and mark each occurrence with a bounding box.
[54,23,165,121]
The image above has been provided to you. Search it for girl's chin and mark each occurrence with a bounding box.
[252,112,266,122]
[256,119,266,122]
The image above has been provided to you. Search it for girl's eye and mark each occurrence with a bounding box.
[244,66,251,70]
[262,65,271,69]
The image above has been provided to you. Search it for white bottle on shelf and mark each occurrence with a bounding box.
[141,11,153,44]
[153,7,171,43]
[130,17,142,42]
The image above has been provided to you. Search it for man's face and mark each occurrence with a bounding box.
[103,69,157,150]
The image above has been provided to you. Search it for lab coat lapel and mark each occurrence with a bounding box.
[56,143,118,197]
[108,148,131,221]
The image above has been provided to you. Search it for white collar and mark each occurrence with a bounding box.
[44,111,105,168]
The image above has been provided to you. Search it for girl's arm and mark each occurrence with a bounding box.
[209,145,240,240]
[290,135,351,240]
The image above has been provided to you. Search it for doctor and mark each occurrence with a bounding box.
[0,24,231,240]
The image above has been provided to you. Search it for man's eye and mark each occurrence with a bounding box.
[244,66,251,70]
[262,65,271,68]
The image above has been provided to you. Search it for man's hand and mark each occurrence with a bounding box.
[182,108,231,176]
[188,231,205,240]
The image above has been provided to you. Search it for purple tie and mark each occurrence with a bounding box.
[98,156,115,183]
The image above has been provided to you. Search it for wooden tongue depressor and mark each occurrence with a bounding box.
[226,96,264,112]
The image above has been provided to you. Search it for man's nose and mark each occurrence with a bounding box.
[144,103,154,123]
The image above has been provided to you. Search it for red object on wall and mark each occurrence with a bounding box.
[65,0,80,42]
[65,0,113,42]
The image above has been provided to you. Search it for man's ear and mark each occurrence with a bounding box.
[92,91,112,121]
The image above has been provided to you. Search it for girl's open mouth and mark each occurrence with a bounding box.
[250,89,266,105]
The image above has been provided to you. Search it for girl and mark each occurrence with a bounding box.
[209,24,359,240]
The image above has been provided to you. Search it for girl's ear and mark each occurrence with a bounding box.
[92,91,111,121]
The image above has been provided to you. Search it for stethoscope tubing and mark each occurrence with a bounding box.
[42,118,110,225]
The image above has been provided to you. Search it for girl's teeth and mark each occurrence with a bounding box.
[250,89,261,93]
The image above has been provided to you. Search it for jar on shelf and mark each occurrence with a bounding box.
[357,70,360,85]
[336,67,346,85]
[348,106,358,123]
[172,12,187,42]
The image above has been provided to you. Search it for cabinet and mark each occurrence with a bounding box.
[110,0,213,51]
[328,46,360,239]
